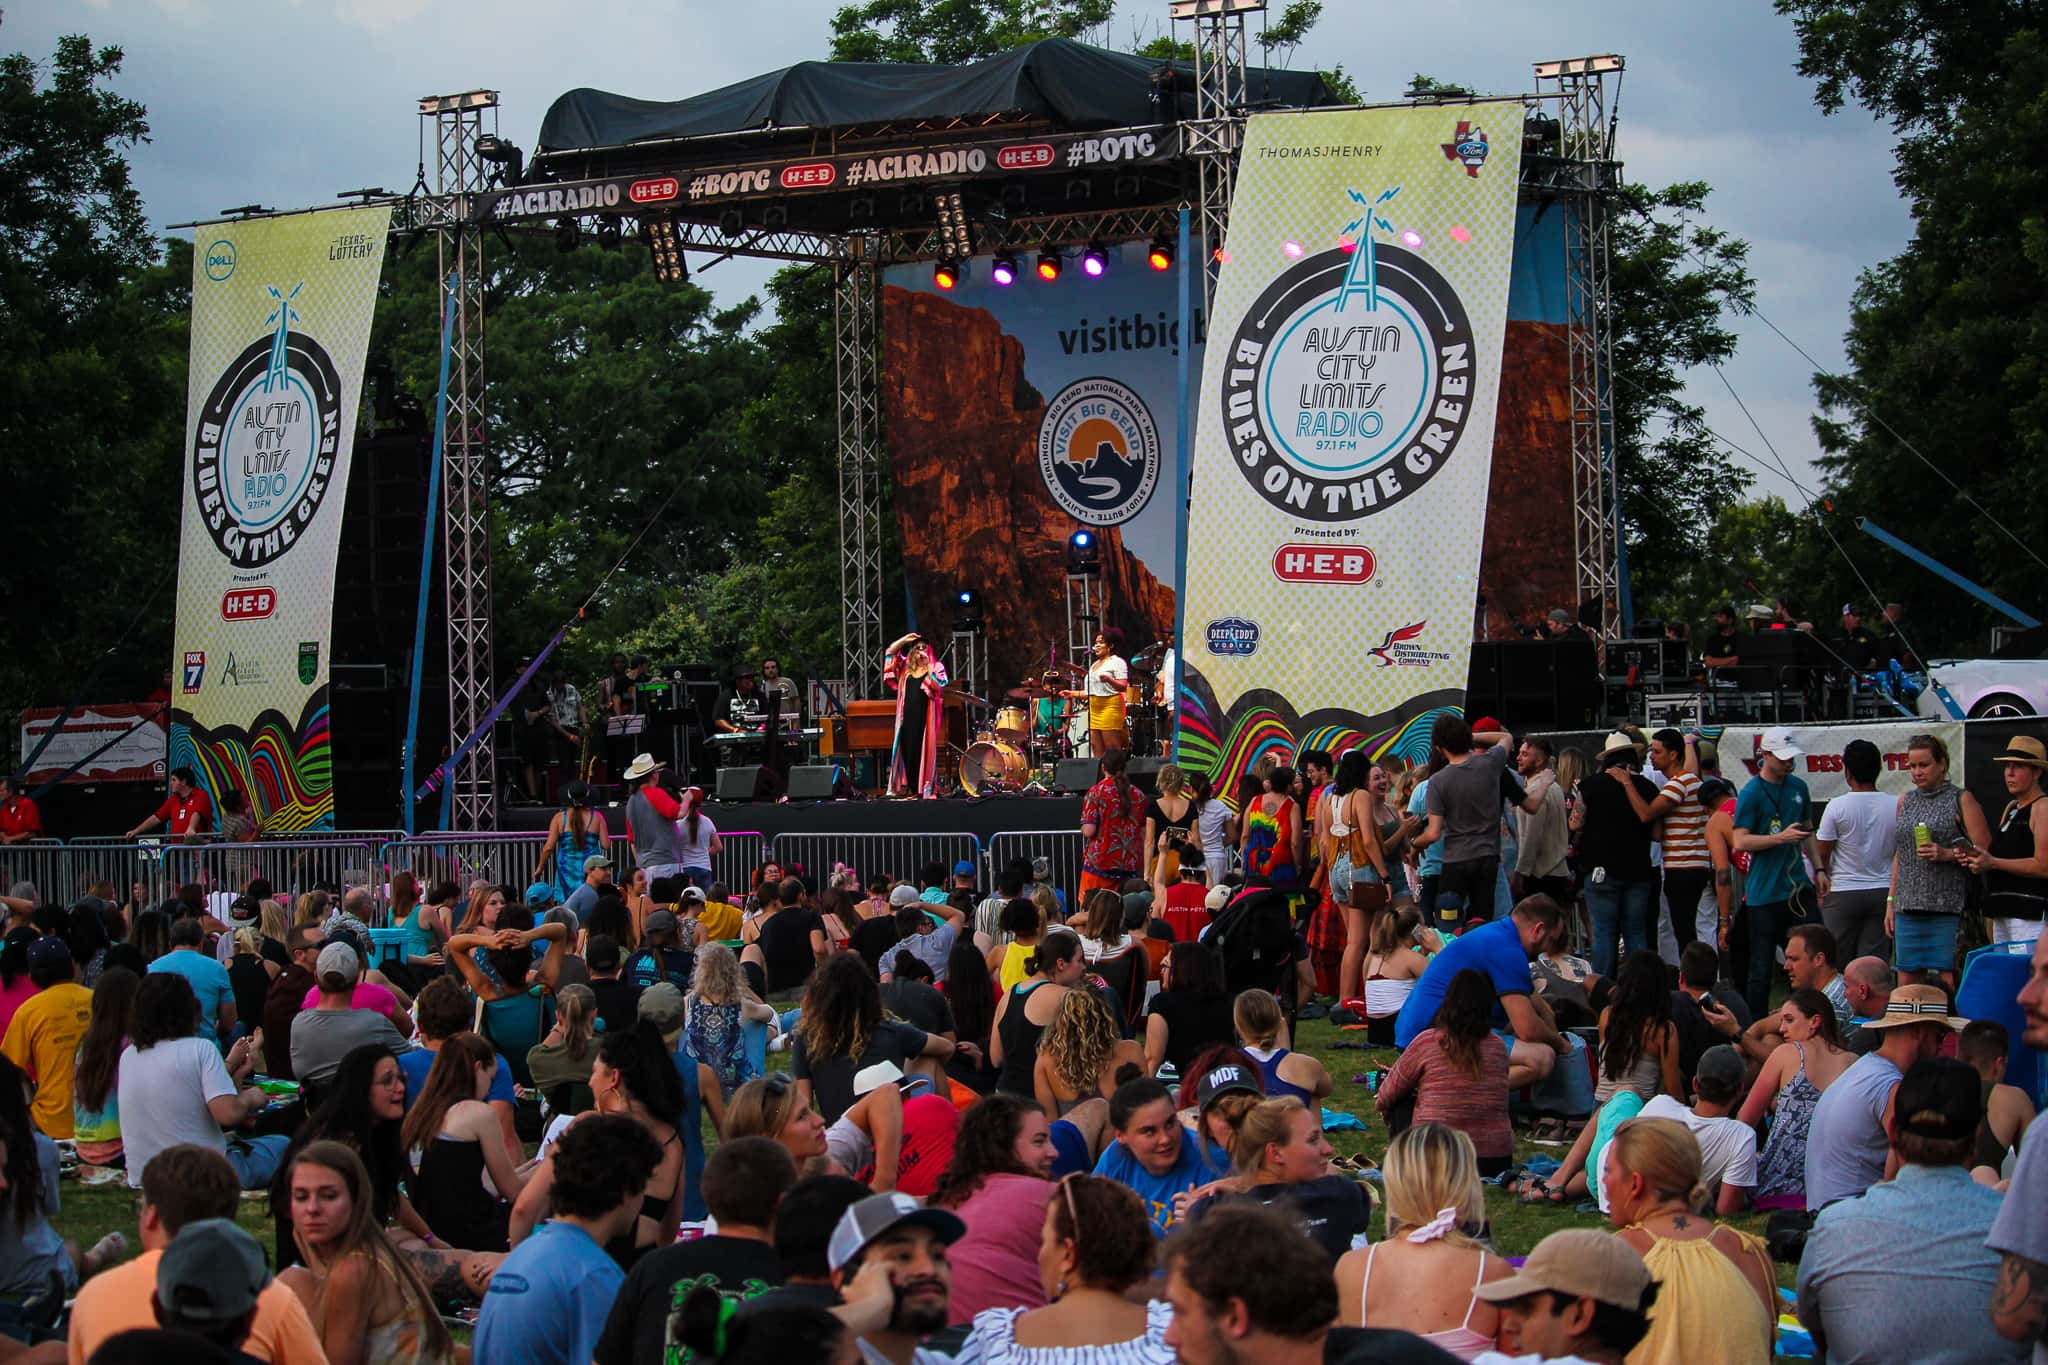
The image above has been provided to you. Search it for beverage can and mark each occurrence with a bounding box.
[1913,823,1931,851]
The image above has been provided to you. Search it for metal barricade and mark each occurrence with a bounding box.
[987,831,1086,905]
[711,831,767,895]
[0,840,71,903]
[56,839,386,913]
[384,834,556,902]
[768,832,983,893]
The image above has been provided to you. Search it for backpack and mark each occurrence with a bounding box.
[626,945,693,993]
[1206,887,1296,997]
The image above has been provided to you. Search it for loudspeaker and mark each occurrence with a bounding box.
[716,766,767,801]
[1127,757,1166,794]
[787,764,843,801]
[1055,758,1098,794]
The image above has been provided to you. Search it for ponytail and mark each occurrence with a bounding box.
[1025,928,1083,979]
[674,1284,844,1364]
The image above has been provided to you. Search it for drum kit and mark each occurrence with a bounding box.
[954,643,1172,794]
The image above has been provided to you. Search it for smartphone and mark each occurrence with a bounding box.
[1697,992,1716,1010]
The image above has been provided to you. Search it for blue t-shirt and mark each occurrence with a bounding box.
[1733,773,1812,905]
[1393,916,1533,1047]
[148,949,234,1035]
[396,1045,515,1109]
[1091,1128,1214,1237]
[475,1220,622,1365]
[1408,781,1442,877]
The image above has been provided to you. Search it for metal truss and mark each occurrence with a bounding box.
[1176,0,1255,310]
[835,252,887,694]
[422,90,499,829]
[1536,56,1626,640]
[879,206,1183,264]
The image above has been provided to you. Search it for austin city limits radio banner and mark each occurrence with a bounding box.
[1177,104,1523,777]
[171,206,391,831]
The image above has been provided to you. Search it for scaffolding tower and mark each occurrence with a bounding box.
[1173,0,1259,308]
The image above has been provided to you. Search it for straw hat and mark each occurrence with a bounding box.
[1857,983,1968,1032]
[1993,736,2048,771]
[622,753,663,781]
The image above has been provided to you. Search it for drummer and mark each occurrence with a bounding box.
[1063,628,1131,757]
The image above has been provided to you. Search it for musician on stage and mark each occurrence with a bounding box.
[759,657,801,723]
[1063,628,1130,758]
[883,631,948,799]
[717,667,766,734]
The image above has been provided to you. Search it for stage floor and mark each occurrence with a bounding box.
[503,792,1086,843]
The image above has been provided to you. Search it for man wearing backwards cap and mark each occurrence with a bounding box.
[827,1191,965,1365]
[1804,982,1965,1210]
[1728,723,1817,1018]
[150,1217,279,1357]
[1988,927,2048,1356]
[1799,1057,2023,1364]
[1468,1227,1658,1363]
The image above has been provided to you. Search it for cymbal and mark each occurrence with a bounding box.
[1133,641,1170,660]
[942,687,989,706]
[1049,660,1086,676]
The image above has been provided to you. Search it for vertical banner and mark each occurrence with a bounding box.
[881,241,1200,689]
[1179,104,1524,782]
[172,206,391,831]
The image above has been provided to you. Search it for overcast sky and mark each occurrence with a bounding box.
[38,0,1909,505]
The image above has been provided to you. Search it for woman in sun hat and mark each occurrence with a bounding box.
[1887,732,1991,989]
[1961,734,2048,946]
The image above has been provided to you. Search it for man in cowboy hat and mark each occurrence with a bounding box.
[1804,982,1966,1209]
[621,754,682,884]
[1798,1057,2022,1364]
[1962,734,2048,947]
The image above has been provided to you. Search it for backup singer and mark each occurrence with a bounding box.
[1063,628,1130,758]
[883,632,948,798]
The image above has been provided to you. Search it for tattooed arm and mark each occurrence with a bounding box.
[1993,1252,2048,1344]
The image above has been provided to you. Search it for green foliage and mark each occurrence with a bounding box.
[0,35,186,733]
[1775,1,2048,646]
[829,0,1114,63]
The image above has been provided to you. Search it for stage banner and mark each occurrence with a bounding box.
[19,704,168,785]
[1178,103,1524,783]
[171,206,391,831]
[1717,720,1964,803]
[881,239,1197,689]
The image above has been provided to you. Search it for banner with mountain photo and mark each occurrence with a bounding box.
[170,206,391,831]
[881,240,1200,691]
[1177,103,1525,780]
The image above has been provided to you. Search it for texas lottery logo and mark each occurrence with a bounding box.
[1219,186,1476,522]
[189,283,344,568]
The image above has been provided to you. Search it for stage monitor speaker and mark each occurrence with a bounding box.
[716,766,767,801]
[1127,757,1166,794]
[787,765,842,801]
[1055,758,1098,794]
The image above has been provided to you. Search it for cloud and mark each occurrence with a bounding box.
[329,0,432,34]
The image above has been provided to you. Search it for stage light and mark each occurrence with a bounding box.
[934,260,963,290]
[953,588,985,633]
[1081,243,1109,277]
[641,216,689,284]
[1066,528,1100,575]
[991,252,1019,286]
[719,209,746,239]
[554,217,580,253]
[1147,236,1174,271]
[1400,229,1423,248]
[1282,241,1304,258]
[596,217,623,251]
[1036,246,1062,281]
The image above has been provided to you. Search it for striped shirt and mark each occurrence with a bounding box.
[1659,769,1711,869]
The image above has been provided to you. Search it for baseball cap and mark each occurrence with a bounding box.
[1122,890,1153,919]
[25,937,71,972]
[583,854,613,871]
[157,1218,271,1322]
[952,860,976,878]
[1471,715,1502,731]
[1031,856,1053,880]
[1473,1228,1650,1310]
[827,1192,966,1272]
[315,941,362,985]
[680,885,707,904]
[853,1060,905,1096]
[888,885,922,908]
[1759,726,1803,761]
[1841,602,1859,617]
[1204,884,1232,912]
[1892,1057,1983,1141]
[524,881,557,906]
[1694,1045,1746,1096]
[1195,1060,1262,1111]
[643,909,679,936]
[638,982,686,1033]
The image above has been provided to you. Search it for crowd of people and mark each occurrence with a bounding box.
[0,720,2040,1363]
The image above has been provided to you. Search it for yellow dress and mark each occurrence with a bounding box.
[1625,1226,1773,1365]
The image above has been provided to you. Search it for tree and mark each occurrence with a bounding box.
[829,0,1114,63]
[0,34,186,744]
[1773,1,2048,648]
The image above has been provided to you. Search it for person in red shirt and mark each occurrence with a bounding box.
[124,766,214,842]
[0,776,41,845]
[1151,843,1214,941]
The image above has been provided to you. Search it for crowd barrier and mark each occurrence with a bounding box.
[2,826,1095,925]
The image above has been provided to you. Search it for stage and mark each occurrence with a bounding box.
[502,792,1087,844]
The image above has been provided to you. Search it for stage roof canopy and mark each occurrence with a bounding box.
[535,38,1341,156]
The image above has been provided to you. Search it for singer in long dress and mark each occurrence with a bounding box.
[884,633,948,798]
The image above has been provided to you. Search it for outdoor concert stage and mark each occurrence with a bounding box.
[503,792,1087,844]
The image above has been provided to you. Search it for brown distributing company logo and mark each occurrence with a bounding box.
[1369,621,1451,668]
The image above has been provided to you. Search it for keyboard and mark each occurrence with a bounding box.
[709,728,822,745]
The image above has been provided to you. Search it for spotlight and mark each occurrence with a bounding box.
[991,252,1019,286]
[1036,246,1062,281]
[1066,528,1100,575]
[934,260,963,290]
[953,588,985,633]
[554,217,580,253]
[596,217,623,251]
[719,208,746,239]
[1147,236,1174,271]
[1081,243,1109,277]
[641,216,688,284]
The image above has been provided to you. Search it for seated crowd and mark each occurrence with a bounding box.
[0,722,2044,1365]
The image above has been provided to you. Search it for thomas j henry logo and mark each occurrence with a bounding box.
[1220,186,1475,522]
[1038,377,1160,526]
[1205,617,1261,658]
[190,282,344,569]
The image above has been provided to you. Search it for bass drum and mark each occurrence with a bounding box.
[960,740,1028,795]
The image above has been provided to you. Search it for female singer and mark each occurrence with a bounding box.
[1063,629,1130,758]
[884,632,949,798]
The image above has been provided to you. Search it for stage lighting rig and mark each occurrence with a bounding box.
[936,189,975,261]
[596,216,623,251]
[1036,246,1063,282]
[554,217,581,253]
[1081,243,1109,277]
[1066,529,1100,575]
[953,589,985,633]
[474,134,524,185]
[934,260,964,290]
[641,216,689,284]
[1147,235,1175,271]
[991,252,1020,286]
